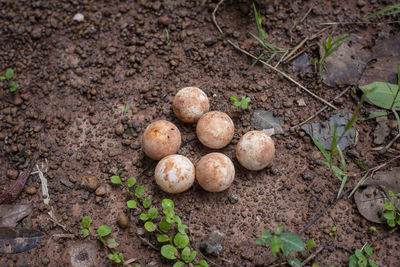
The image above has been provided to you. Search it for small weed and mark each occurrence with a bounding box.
[311,95,365,199]
[329,225,337,237]
[383,190,400,228]
[369,226,377,232]
[111,174,208,267]
[230,96,251,110]
[318,34,350,78]
[306,239,315,250]
[78,216,133,265]
[255,225,304,266]
[124,100,130,115]
[249,2,286,68]
[0,68,19,92]
[165,28,171,47]
[363,3,400,20]
[349,245,379,267]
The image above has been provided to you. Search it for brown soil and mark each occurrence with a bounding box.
[1,0,399,266]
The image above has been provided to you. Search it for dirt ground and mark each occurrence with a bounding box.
[1,0,400,266]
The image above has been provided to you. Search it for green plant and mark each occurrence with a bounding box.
[249,2,286,68]
[230,96,251,110]
[383,190,400,227]
[369,226,377,232]
[363,3,400,20]
[310,95,366,199]
[305,239,315,250]
[349,245,379,267]
[360,65,400,134]
[255,225,304,267]
[79,216,92,238]
[0,68,19,92]
[165,28,171,47]
[318,34,350,78]
[329,225,337,237]
[111,174,208,267]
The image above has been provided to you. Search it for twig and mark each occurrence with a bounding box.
[227,40,337,109]
[298,187,353,235]
[211,1,337,110]
[379,133,400,153]
[322,20,400,25]
[212,0,225,34]
[302,246,324,265]
[290,86,351,130]
[123,258,138,266]
[135,233,159,251]
[282,37,309,62]
[300,0,321,23]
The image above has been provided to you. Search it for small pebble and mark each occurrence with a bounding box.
[117,212,129,229]
[25,186,37,195]
[73,13,85,22]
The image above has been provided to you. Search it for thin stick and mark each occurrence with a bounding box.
[302,247,324,265]
[212,0,225,34]
[322,20,400,25]
[211,1,337,110]
[282,37,309,62]
[136,233,159,251]
[300,0,321,23]
[290,86,351,130]
[275,50,289,68]
[227,40,337,109]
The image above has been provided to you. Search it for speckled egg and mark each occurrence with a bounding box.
[141,120,181,160]
[196,111,234,149]
[173,87,210,123]
[236,130,275,171]
[195,152,235,192]
[154,154,195,194]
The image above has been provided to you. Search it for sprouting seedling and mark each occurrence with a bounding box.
[0,68,19,92]
[124,100,130,115]
[329,225,337,237]
[165,28,171,47]
[319,34,350,78]
[310,94,365,199]
[111,175,208,267]
[80,216,92,238]
[383,190,400,228]
[230,96,251,110]
[348,245,379,267]
[249,2,286,69]
[255,225,304,266]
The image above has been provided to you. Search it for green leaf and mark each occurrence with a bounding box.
[159,218,171,232]
[187,251,197,263]
[270,235,282,257]
[366,111,388,120]
[364,245,373,256]
[384,201,395,211]
[124,101,130,115]
[368,259,379,267]
[255,238,266,245]
[126,177,136,187]
[173,232,189,249]
[5,68,14,79]
[139,213,149,221]
[127,200,137,209]
[355,249,364,259]
[195,259,208,267]
[107,253,115,261]
[135,186,146,198]
[111,175,121,184]
[97,225,111,237]
[144,221,156,232]
[157,234,171,243]
[364,3,400,19]
[161,244,178,260]
[9,81,18,92]
[81,216,92,228]
[306,239,315,249]
[348,255,358,267]
[261,229,272,241]
[288,258,302,267]
[162,199,174,210]
[181,247,191,261]
[280,232,305,257]
[107,238,119,249]
[173,262,184,267]
[383,210,395,220]
[360,82,400,110]
[178,223,188,234]
[80,229,90,238]
[143,197,152,208]
[274,225,283,235]
[233,101,241,107]
[0,76,5,79]
[388,190,394,197]
[147,207,158,219]
[310,135,331,162]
